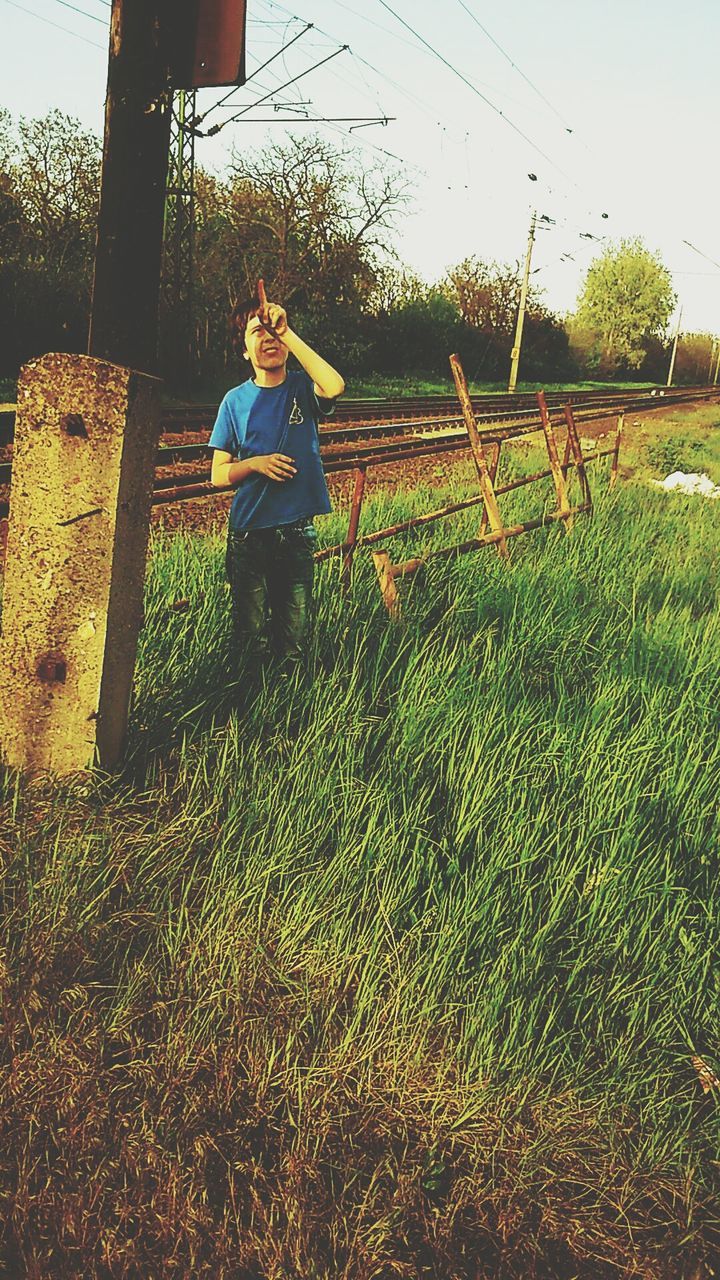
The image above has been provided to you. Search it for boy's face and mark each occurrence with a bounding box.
[243,313,287,374]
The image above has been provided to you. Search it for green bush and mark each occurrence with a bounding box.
[645,433,705,474]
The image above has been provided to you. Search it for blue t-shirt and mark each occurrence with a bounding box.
[208,370,333,532]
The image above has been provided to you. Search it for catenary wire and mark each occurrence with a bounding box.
[192,22,314,128]
[453,0,575,133]
[52,0,106,23]
[2,0,105,47]
[373,0,573,180]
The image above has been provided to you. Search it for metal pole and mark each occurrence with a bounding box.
[88,0,173,374]
[508,209,536,394]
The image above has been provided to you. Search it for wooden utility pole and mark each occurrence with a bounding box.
[88,0,173,374]
[508,209,536,395]
[666,306,682,387]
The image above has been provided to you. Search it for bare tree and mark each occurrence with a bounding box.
[10,109,100,273]
[445,256,546,335]
[223,135,411,307]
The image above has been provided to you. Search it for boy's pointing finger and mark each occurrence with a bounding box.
[257,278,269,322]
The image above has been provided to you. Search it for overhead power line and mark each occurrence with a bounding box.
[53,0,106,23]
[453,0,575,133]
[3,0,105,47]
[199,46,350,137]
[683,240,720,271]
[374,0,571,179]
[222,116,393,126]
[193,22,315,129]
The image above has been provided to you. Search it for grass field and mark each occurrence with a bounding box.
[1,409,719,1276]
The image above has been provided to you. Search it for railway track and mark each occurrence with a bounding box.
[158,383,713,432]
[0,385,717,515]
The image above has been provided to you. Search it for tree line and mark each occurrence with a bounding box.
[0,106,715,393]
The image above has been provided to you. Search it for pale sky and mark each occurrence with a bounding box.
[2,0,720,333]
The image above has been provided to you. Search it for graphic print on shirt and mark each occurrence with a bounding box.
[288,396,304,425]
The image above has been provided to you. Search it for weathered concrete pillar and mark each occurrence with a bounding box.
[0,352,161,775]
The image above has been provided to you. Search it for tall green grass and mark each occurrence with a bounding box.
[1,459,719,1276]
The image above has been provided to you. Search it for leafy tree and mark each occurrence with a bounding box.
[443,255,573,381]
[224,135,409,309]
[573,238,675,373]
[673,332,718,385]
[369,286,471,378]
[366,264,427,316]
[0,108,100,374]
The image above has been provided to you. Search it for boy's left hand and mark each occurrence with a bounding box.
[258,278,288,339]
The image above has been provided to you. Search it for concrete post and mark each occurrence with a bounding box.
[0,352,161,775]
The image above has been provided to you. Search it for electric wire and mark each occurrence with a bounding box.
[192,22,314,128]
[453,0,575,133]
[52,0,106,23]
[2,0,105,47]
[683,241,720,271]
[373,0,573,179]
[200,46,350,136]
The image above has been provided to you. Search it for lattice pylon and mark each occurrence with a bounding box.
[163,89,197,375]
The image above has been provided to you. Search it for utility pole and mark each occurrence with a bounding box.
[714,340,720,386]
[508,209,537,394]
[666,306,682,387]
[88,0,174,374]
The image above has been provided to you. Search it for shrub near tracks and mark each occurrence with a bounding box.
[1,473,719,1277]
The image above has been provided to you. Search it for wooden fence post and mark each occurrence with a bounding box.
[610,413,624,489]
[341,463,367,592]
[536,390,572,531]
[563,404,593,513]
[449,354,509,559]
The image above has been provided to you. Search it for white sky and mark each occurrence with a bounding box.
[2,0,720,334]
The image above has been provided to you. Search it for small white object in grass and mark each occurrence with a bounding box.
[652,471,720,499]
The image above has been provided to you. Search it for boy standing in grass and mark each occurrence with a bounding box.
[209,283,345,667]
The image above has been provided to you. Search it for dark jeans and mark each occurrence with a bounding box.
[225,520,318,664]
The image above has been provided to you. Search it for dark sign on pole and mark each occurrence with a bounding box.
[171,0,247,88]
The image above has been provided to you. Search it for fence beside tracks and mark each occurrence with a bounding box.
[1,377,716,612]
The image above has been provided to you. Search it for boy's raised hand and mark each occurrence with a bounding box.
[257,278,288,338]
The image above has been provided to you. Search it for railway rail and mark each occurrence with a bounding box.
[0,385,717,517]
[158,384,710,430]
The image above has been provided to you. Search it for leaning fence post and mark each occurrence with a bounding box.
[610,412,624,489]
[449,354,509,559]
[478,440,502,539]
[536,390,573,532]
[561,420,572,479]
[563,404,593,513]
[341,463,367,592]
[372,550,400,618]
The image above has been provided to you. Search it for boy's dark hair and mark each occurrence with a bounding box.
[228,296,261,352]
